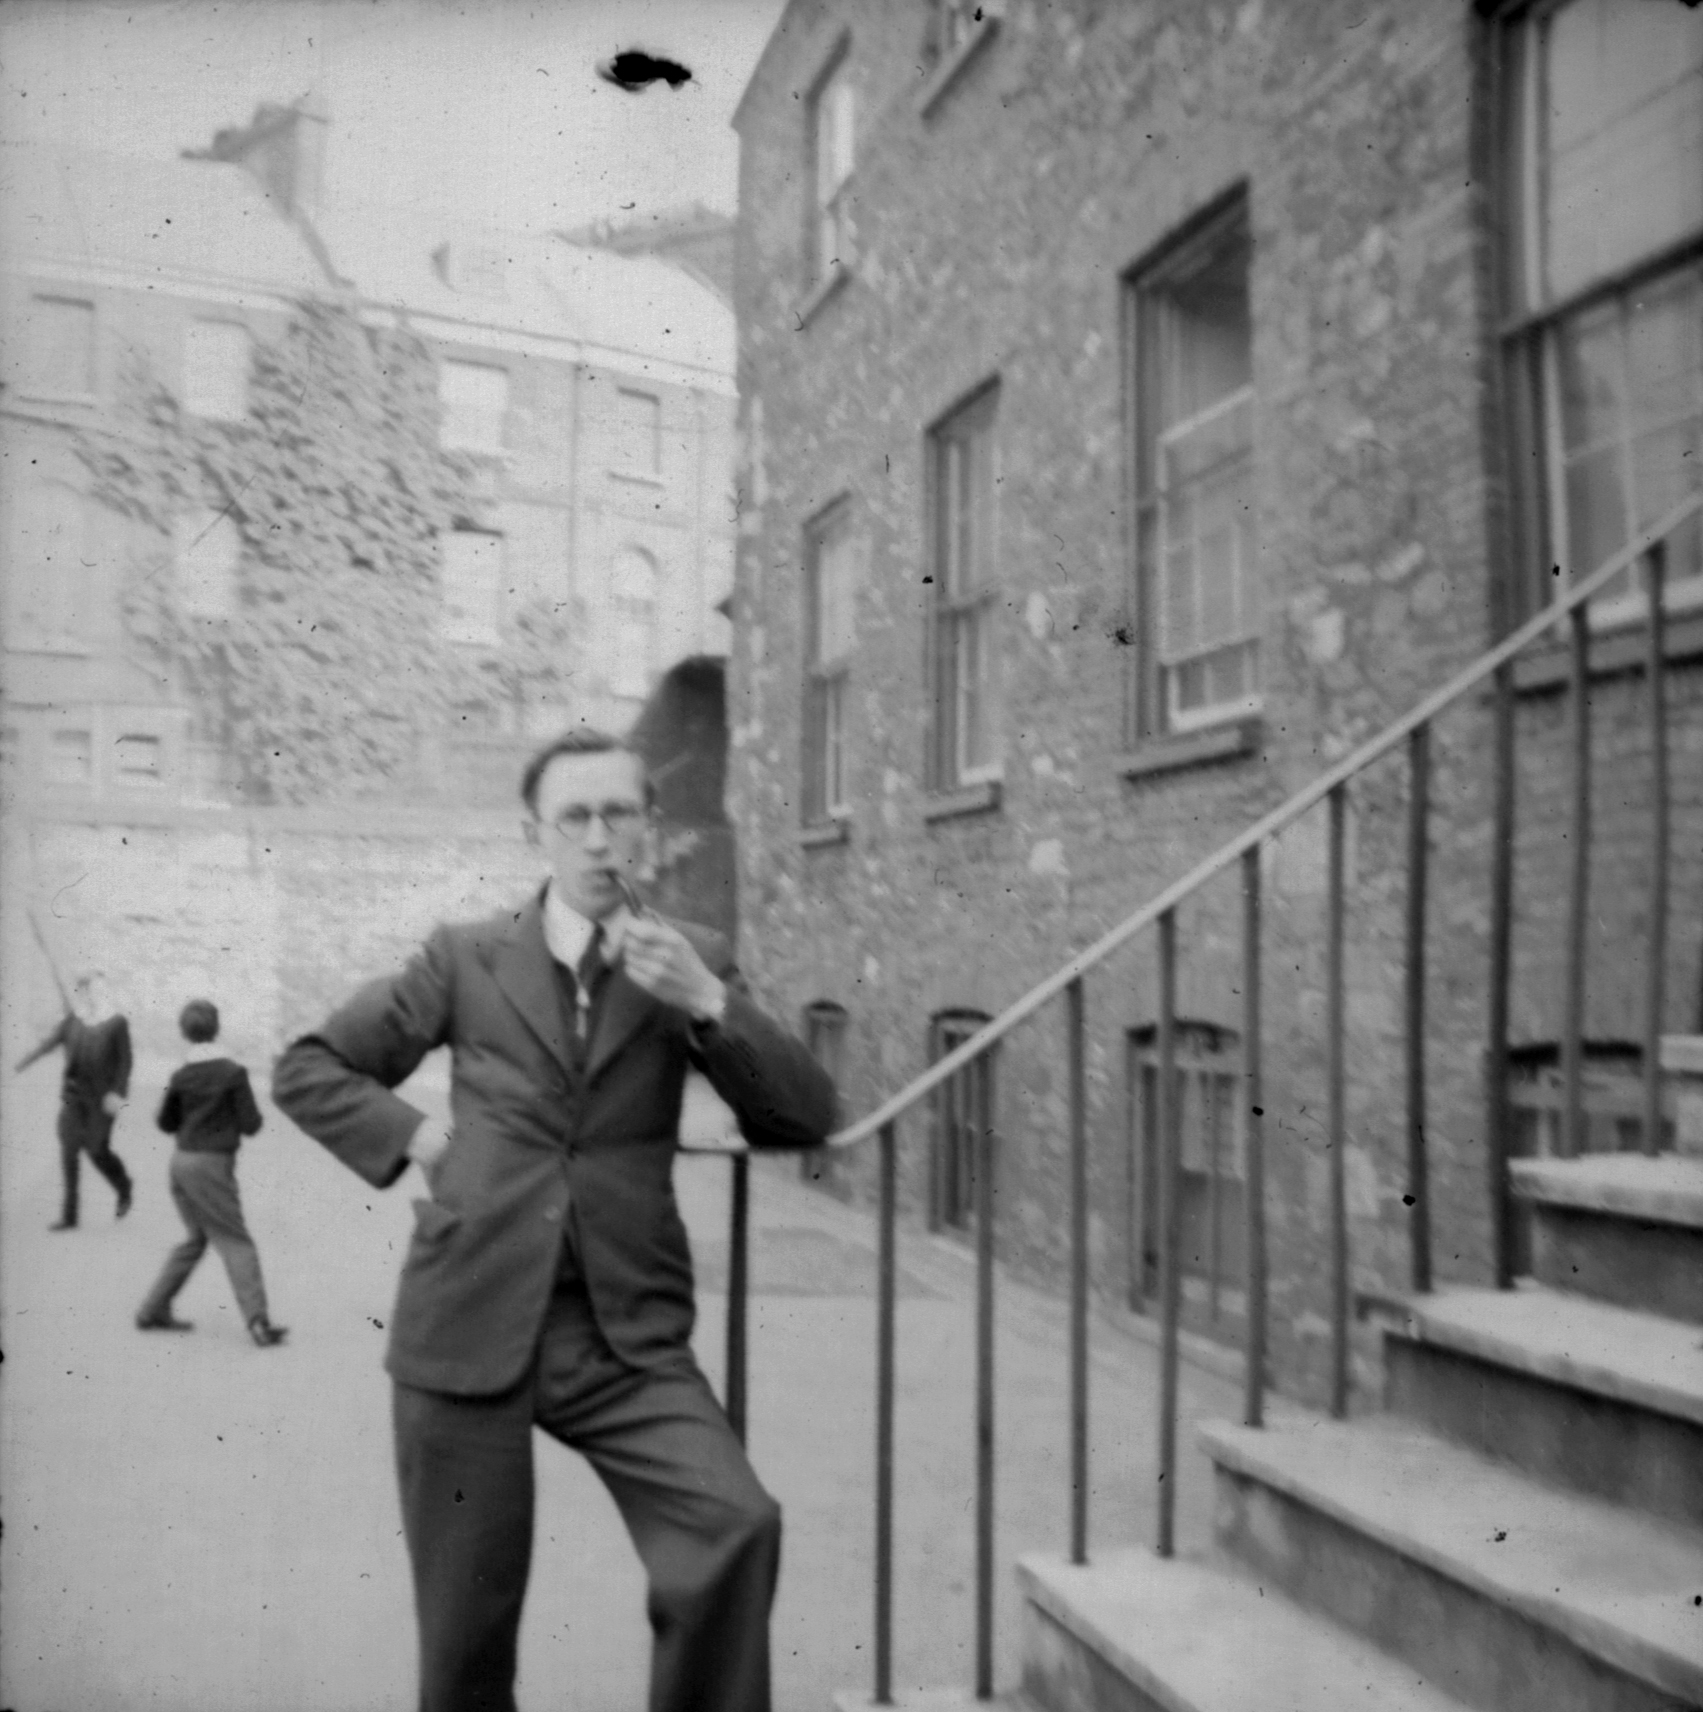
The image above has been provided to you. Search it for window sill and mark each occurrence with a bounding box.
[923,776,1002,822]
[799,818,851,849]
[7,636,96,659]
[916,11,1002,119]
[607,468,665,489]
[15,388,97,408]
[1511,608,1703,694]
[1116,717,1262,780]
[797,263,852,329]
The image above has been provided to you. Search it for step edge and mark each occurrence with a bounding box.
[1391,1296,1703,1427]
[1016,1551,1470,1712]
[1198,1422,1703,1704]
[1508,1157,1703,1228]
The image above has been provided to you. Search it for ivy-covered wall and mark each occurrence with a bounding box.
[75,297,577,805]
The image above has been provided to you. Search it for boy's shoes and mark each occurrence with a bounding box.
[136,1312,194,1332]
[248,1316,288,1348]
[48,1219,77,1232]
[116,1188,133,1218]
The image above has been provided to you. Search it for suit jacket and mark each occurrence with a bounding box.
[272,892,836,1395]
[24,1013,132,1148]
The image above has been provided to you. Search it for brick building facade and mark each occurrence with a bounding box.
[728,0,1702,1401]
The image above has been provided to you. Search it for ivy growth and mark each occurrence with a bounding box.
[77,296,577,804]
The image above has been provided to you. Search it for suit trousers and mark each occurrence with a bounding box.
[393,1269,781,1712]
[57,1100,132,1225]
[137,1151,269,1325]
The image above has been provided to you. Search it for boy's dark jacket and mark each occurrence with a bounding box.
[271,893,835,1396]
[157,1059,264,1153]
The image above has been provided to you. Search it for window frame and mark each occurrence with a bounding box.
[612,387,663,480]
[1493,0,1703,630]
[926,382,1003,795]
[804,37,856,298]
[438,358,512,454]
[1126,190,1258,745]
[802,498,857,826]
[20,294,98,404]
[182,318,252,422]
[606,545,660,699]
[439,524,506,647]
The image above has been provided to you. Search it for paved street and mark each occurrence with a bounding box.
[1,1069,1247,1712]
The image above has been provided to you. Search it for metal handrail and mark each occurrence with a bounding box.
[824,488,1702,1153]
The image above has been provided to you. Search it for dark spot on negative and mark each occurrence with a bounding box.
[597,50,692,91]
[1111,624,1135,646]
[1402,1194,1416,1206]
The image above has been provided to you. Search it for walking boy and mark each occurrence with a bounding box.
[14,970,134,1230]
[137,999,287,1347]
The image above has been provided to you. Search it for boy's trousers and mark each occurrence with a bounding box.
[138,1151,269,1325]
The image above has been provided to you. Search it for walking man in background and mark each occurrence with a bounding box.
[136,998,287,1347]
[15,969,134,1231]
[273,728,836,1712]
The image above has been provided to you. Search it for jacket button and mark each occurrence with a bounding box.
[543,1206,561,1222]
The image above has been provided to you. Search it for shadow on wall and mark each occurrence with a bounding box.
[628,656,736,947]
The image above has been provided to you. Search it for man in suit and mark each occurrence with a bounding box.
[272,729,836,1712]
[15,969,134,1230]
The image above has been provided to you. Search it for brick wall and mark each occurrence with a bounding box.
[729,0,1703,1408]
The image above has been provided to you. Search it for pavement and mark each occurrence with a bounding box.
[1,1068,1249,1712]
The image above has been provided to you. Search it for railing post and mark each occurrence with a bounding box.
[1241,846,1266,1428]
[974,1056,996,1701]
[1327,785,1349,1420]
[1642,542,1669,1156]
[1156,909,1180,1558]
[1067,978,1089,1566]
[874,1121,896,1707]
[1487,661,1517,1288]
[725,1152,749,1444]
[1406,724,1432,1294]
[1561,602,1592,1159]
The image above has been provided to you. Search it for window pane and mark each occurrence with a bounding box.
[441,530,504,644]
[48,729,91,785]
[1158,390,1255,667]
[815,516,859,664]
[614,389,661,474]
[174,508,242,618]
[440,361,509,451]
[183,321,250,420]
[1541,0,1703,305]
[115,734,162,784]
[25,297,95,396]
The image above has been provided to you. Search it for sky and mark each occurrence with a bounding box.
[0,0,787,238]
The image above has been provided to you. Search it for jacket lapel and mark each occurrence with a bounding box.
[487,892,575,1078]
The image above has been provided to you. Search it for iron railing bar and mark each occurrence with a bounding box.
[1241,848,1266,1428]
[824,493,1702,1153]
[1327,786,1349,1419]
[725,1153,749,1442]
[1405,724,1432,1294]
[874,1121,896,1706]
[1642,544,1670,1157]
[1156,910,1180,1558]
[1126,1037,1146,1314]
[974,1061,996,1701]
[1207,1070,1222,1322]
[1561,603,1591,1159]
[1067,977,1089,1565]
[1487,661,1517,1288]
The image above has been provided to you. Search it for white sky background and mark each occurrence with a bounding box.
[0,0,786,236]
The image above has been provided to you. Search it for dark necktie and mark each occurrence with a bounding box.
[574,926,607,1049]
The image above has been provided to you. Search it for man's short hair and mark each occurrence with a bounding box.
[179,999,220,1044]
[519,728,653,815]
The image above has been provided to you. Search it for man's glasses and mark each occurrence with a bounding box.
[543,801,647,839]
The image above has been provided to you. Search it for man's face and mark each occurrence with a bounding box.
[528,748,650,922]
[72,977,106,1022]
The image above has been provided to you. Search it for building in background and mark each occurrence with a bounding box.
[0,101,739,1068]
[729,0,1703,1398]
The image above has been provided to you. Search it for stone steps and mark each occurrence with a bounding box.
[1381,1282,1703,1525]
[1511,1153,1703,1324]
[1203,1417,1703,1712]
[1018,1548,1471,1712]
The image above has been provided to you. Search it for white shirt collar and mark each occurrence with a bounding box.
[183,1041,223,1064]
[542,883,628,969]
